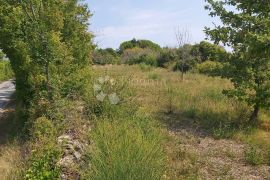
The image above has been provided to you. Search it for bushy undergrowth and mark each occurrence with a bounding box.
[195,60,226,77]
[80,73,166,179]
[121,47,159,66]
[245,145,269,166]
[25,117,61,179]
[0,61,13,81]
[23,68,166,179]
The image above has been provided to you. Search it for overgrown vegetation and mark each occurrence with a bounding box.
[0,60,13,82]
[92,38,229,77]
[0,0,269,179]
[98,65,270,171]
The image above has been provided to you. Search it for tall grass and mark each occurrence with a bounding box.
[81,72,166,179]
[0,61,13,82]
[82,113,165,180]
[94,65,270,165]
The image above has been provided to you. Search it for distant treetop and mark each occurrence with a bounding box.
[119,38,161,53]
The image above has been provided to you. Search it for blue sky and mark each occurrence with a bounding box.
[86,0,219,49]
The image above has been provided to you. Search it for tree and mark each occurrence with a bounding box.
[119,39,161,54]
[157,48,177,68]
[191,41,228,62]
[205,0,270,124]
[175,28,192,80]
[0,0,93,118]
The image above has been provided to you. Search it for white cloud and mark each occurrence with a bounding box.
[93,8,205,48]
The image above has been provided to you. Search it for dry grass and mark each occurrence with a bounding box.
[93,65,270,179]
[0,99,24,179]
[0,144,23,179]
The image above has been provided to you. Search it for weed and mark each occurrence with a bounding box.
[245,145,268,166]
[148,72,160,80]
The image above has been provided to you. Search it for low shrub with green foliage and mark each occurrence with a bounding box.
[245,145,269,166]
[93,48,120,65]
[157,48,177,68]
[25,117,61,180]
[0,61,13,81]
[195,60,226,76]
[25,146,61,180]
[121,47,160,66]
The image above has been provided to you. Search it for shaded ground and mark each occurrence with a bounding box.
[0,80,22,179]
[163,113,270,180]
[0,80,15,144]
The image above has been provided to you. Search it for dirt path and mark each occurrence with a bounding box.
[0,80,15,115]
[0,80,21,178]
[0,80,15,143]
[164,115,270,180]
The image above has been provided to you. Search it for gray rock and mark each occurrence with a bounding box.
[57,155,75,168]
[74,151,82,160]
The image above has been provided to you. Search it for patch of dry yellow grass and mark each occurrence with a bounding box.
[0,144,23,179]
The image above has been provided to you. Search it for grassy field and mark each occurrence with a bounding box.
[92,64,270,179]
[2,64,269,179]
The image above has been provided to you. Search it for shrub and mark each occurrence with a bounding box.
[191,41,229,63]
[25,115,62,180]
[121,47,159,66]
[196,60,225,76]
[25,145,61,180]
[93,48,120,65]
[119,39,161,54]
[32,117,55,139]
[245,146,268,166]
[157,49,177,68]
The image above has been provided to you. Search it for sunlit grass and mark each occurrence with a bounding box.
[82,114,165,180]
[93,65,270,167]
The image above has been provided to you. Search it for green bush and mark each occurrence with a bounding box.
[25,116,61,180]
[25,146,61,180]
[93,48,120,65]
[82,114,165,180]
[121,47,159,66]
[245,146,268,166]
[196,60,225,76]
[119,39,161,54]
[32,117,55,139]
[157,49,177,68]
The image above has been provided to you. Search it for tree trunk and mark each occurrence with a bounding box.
[249,104,259,125]
[181,71,184,81]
